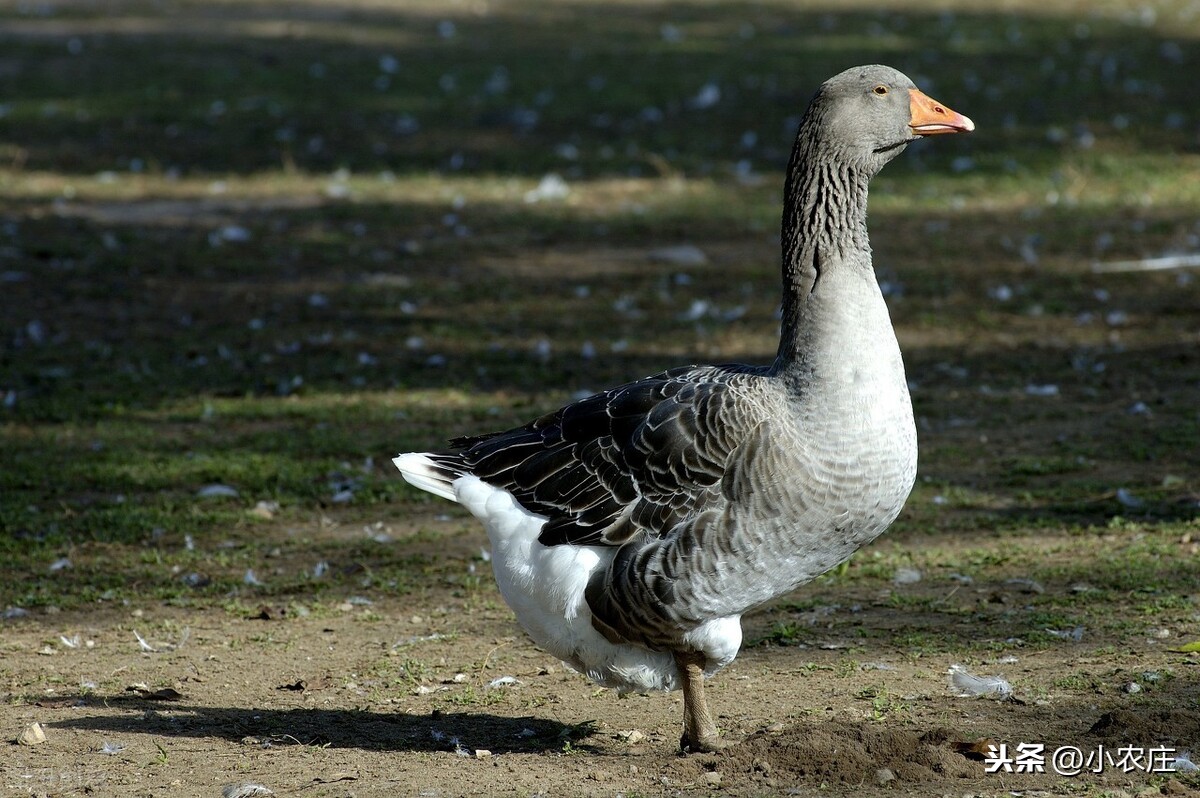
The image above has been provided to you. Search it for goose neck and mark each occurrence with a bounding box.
[773,138,874,374]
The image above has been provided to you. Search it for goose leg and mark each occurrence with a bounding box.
[674,650,726,753]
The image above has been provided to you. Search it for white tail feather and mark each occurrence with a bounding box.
[393,453,459,502]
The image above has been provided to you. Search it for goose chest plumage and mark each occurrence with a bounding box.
[394,64,973,752]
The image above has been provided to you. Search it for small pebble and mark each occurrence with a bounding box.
[700,771,722,787]
[18,722,47,745]
[875,767,896,785]
[1124,682,1142,694]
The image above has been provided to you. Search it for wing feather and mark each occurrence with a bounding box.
[434,364,771,547]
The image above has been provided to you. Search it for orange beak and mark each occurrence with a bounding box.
[908,88,975,136]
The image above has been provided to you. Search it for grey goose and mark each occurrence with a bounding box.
[395,64,973,752]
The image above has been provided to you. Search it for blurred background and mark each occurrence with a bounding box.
[1,0,1198,609]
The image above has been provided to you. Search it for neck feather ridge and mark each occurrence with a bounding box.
[774,125,873,372]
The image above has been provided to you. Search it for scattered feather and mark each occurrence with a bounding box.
[126,685,183,701]
[1046,626,1085,642]
[617,729,646,744]
[1093,254,1200,273]
[48,557,72,572]
[523,173,569,203]
[97,740,125,755]
[1167,752,1198,773]
[393,633,446,648]
[949,665,1013,700]
[689,82,721,109]
[248,500,279,520]
[648,244,707,266]
[196,484,239,499]
[1116,488,1145,509]
[488,676,521,688]
[679,299,711,321]
[892,567,922,586]
[244,569,265,587]
[222,783,274,798]
[59,634,81,649]
[181,572,209,588]
[1004,577,1044,594]
[134,630,156,652]
[216,225,252,244]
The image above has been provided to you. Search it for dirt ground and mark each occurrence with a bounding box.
[3,512,1198,798]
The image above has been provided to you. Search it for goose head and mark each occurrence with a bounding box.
[808,64,975,174]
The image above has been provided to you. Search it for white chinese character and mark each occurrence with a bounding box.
[1148,746,1177,773]
[1085,744,1111,773]
[1113,745,1146,773]
[985,742,1015,774]
[1015,743,1046,773]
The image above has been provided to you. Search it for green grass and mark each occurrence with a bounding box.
[0,0,1198,657]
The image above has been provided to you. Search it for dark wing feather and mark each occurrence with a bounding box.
[432,364,770,547]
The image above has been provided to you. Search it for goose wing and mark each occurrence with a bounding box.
[430,364,771,547]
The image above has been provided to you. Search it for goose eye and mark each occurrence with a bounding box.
[872,85,889,96]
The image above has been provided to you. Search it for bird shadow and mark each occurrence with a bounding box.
[44,696,600,754]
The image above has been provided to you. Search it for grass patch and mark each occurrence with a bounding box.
[0,0,1197,685]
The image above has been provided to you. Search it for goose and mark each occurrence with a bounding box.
[394,64,973,753]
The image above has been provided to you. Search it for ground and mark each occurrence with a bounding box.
[3,516,1200,796]
[2,0,1200,796]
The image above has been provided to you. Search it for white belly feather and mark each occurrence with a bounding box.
[395,454,741,692]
